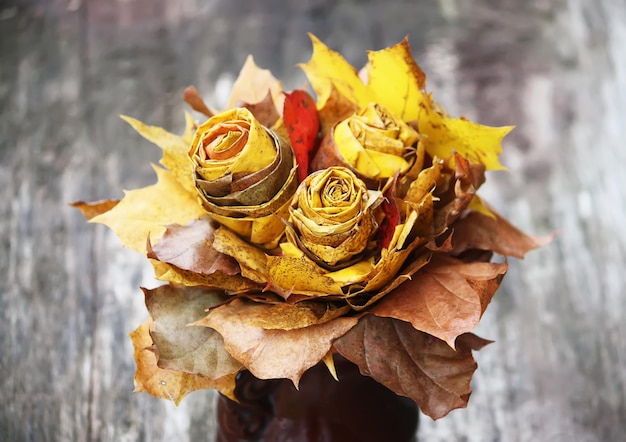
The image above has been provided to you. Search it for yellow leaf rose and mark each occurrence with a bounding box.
[313,103,421,181]
[189,107,298,248]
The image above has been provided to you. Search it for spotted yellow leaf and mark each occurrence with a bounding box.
[365,37,427,121]
[301,34,512,170]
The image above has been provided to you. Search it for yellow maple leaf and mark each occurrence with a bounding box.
[300,34,512,170]
[417,98,513,171]
[365,37,427,121]
[299,34,374,108]
[120,115,195,193]
[91,165,206,254]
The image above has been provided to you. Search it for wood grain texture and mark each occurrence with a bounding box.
[1,0,624,441]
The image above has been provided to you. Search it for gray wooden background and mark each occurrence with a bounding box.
[1,0,625,440]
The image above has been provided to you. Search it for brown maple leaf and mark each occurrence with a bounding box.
[193,298,358,386]
[370,254,506,347]
[333,315,492,419]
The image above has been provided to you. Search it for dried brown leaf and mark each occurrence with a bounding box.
[242,90,281,128]
[226,55,284,111]
[183,85,213,117]
[317,83,358,135]
[70,199,119,220]
[147,218,240,276]
[370,254,506,347]
[193,298,358,386]
[333,315,491,419]
[452,207,555,259]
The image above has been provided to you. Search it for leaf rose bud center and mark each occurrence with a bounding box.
[202,122,249,160]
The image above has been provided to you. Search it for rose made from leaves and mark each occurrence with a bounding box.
[286,167,384,269]
[189,107,298,248]
[313,103,421,182]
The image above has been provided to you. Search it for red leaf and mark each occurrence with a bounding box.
[333,315,492,420]
[283,90,320,182]
[378,183,401,250]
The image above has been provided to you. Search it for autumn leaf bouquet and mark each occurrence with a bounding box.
[74,35,548,420]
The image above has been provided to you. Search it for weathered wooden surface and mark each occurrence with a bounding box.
[1,0,625,440]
